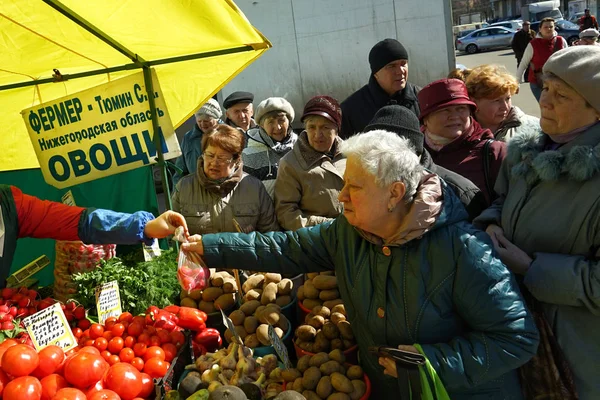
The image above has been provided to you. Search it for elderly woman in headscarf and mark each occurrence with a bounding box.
[172,124,279,235]
[173,98,222,185]
[183,130,538,399]
[274,96,346,230]
[474,46,600,400]
[242,97,298,198]
[419,78,507,204]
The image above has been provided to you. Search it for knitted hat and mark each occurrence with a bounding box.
[369,39,409,74]
[195,98,222,120]
[254,97,295,125]
[223,91,254,109]
[579,28,599,39]
[364,105,424,156]
[418,79,477,122]
[301,95,342,129]
[543,46,600,112]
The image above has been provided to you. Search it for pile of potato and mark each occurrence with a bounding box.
[242,273,294,307]
[180,270,238,313]
[298,272,343,311]
[281,350,367,400]
[225,301,291,348]
[295,303,355,354]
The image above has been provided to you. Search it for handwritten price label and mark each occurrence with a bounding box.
[95,281,122,324]
[23,303,77,351]
[268,324,292,369]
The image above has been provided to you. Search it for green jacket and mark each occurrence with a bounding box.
[202,182,539,399]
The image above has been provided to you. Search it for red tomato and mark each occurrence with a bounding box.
[71,328,83,339]
[137,333,150,345]
[51,387,87,400]
[104,317,117,331]
[143,346,165,362]
[89,324,104,339]
[84,379,105,397]
[161,343,178,363]
[83,339,94,347]
[102,332,114,342]
[169,331,185,348]
[40,374,68,400]
[77,319,91,330]
[100,351,111,362]
[130,357,144,372]
[131,316,145,326]
[94,337,108,352]
[124,336,136,348]
[107,337,124,354]
[156,329,171,344]
[103,362,142,400]
[145,326,157,335]
[111,323,125,338]
[143,357,168,379]
[138,373,154,398]
[0,338,18,350]
[119,348,135,363]
[133,343,147,357]
[107,355,120,366]
[32,345,64,378]
[2,344,39,377]
[87,389,121,400]
[78,346,101,355]
[118,312,133,323]
[149,336,161,347]
[0,369,9,396]
[3,376,42,400]
[63,351,109,390]
[127,323,144,337]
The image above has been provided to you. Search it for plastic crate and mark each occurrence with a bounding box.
[155,330,194,399]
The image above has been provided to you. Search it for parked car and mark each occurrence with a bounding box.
[490,20,523,31]
[456,27,516,54]
[530,19,580,45]
[455,29,476,48]
[569,12,585,24]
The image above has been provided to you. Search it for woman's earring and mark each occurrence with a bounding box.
[388,205,394,213]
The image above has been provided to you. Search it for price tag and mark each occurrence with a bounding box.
[143,239,162,261]
[220,308,242,344]
[23,303,77,351]
[95,281,122,324]
[268,324,292,369]
[61,190,76,206]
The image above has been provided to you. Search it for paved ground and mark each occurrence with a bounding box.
[456,48,540,118]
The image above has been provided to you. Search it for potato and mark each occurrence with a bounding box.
[327,393,351,400]
[296,325,317,341]
[242,274,265,293]
[261,282,279,305]
[343,339,355,350]
[180,297,198,309]
[303,281,320,300]
[275,327,284,339]
[259,309,281,325]
[320,360,341,375]
[224,328,233,343]
[265,302,282,311]
[197,300,215,313]
[349,380,366,400]
[319,289,340,301]
[255,305,267,318]
[244,289,262,302]
[312,275,337,290]
[201,286,223,302]
[302,390,320,400]
[244,333,260,348]
[222,277,238,294]
[331,304,346,316]
[345,365,363,380]
[308,352,330,368]
[243,315,259,334]
[316,376,333,399]
[330,372,353,393]
[233,325,248,340]
[323,299,344,309]
[312,305,331,319]
[297,285,305,301]
[281,368,302,383]
[307,315,325,330]
[302,367,322,391]
[330,338,344,350]
[210,271,226,287]
[264,273,282,285]
[304,312,316,324]
[296,340,314,353]
[239,299,261,316]
[337,321,354,340]
[277,278,293,295]
[329,349,346,364]
[322,322,340,340]
[292,377,304,392]
[214,293,236,310]
[276,315,290,333]
[297,355,312,373]
[330,312,346,325]
[229,310,246,326]
[319,271,336,276]
[313,331,330,353]
[303,298,323,310]
[275,295,292,307]
[187,289,204,301]
[256,324,271,346]
[306,272,319,279]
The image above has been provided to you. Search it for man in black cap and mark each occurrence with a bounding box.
[364,105,487,221]
[340,38,421,139]
[223,91,257,134]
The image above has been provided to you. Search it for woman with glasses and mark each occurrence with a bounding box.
[172,124,280,235]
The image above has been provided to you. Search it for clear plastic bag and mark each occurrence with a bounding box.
[173,227,210,292]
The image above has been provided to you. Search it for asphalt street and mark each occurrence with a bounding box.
[456,48,541,118]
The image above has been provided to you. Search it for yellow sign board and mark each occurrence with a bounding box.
[21,69,180,189]
[22,303,77,351]
[95,281,123,324]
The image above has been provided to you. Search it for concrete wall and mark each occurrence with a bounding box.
[220,0,455,121]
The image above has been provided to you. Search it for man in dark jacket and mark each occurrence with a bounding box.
[340,38,420,139]
[511,21,535,83]
[364,105,487,221]
[579,9,599,31]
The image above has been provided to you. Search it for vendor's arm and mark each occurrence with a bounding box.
[419,230,539,390]
[183,220,338,275]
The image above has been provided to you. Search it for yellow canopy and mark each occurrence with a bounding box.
[0,0,271,171]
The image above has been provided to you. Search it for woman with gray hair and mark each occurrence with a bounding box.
[182,130,538,399]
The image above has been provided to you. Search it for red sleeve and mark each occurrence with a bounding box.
[11,186,86,241]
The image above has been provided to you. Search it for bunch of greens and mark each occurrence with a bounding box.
[72,249,180,316]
